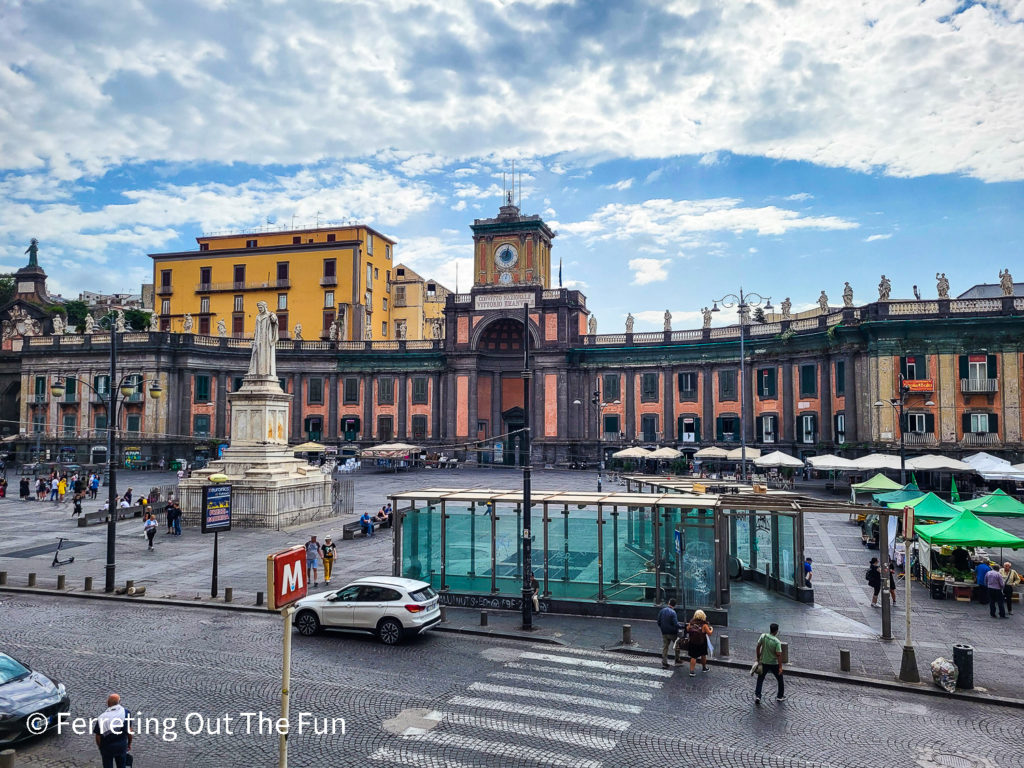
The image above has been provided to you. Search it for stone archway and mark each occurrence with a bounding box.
[470,314,540,353]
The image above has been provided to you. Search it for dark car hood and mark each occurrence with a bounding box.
[0,672,61,714]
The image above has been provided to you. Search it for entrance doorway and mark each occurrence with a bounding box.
[501,407,527,466]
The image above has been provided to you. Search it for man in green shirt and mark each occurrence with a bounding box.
[754,622,785,704]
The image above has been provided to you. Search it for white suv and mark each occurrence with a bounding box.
[293,576,441,645]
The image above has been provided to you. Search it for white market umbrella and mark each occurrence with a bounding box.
[754,450,805,469]
[360,442,422,458]
[904,454,976,473]
[963,452,1024,481]
[694,446,729,459]
[850,453,904,471]
[807,454,857,471]
[648,447,683,460]
[612,446,652,459]
[726,446,761,461]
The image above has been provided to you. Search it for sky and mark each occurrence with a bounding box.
[1,0,1023,331]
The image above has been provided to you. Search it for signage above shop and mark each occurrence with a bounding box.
[475,292,536,311]
[903,379,933,392]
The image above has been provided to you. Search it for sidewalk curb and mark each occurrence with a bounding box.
[609,647,1024,710]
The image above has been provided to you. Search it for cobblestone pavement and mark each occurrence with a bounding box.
[3,594,1021,768]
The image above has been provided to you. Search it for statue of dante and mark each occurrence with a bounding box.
[25,238,39,267]
[247,300,279,377]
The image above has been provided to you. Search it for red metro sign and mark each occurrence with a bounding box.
[266,545,307,610]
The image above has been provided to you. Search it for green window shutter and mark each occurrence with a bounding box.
[961,413,971,433]
[810,413,818,439]
[987,354,998,377]
[925,413,935,433]
[768,369,777,397]
[715,417,724,441]
[755,416,764,442]
[989,414,998,433]
[835,361,845,395]
[899,357,908,379]
[958,355,968,380]
[694,417,701,441]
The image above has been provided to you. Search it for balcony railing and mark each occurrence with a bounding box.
[195,279,291,293]
[32,394,47,403]
[156,285,173,295]
[961,432,1000,447]
[961,378,998,394]
[320,276,338,287]
[904,432,937,447]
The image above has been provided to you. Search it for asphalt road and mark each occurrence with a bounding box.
[2,593,1021,768]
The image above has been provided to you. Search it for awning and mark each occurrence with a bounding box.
[754,450,804,469]
[850,454,904,471]
[851,473,903,493]
[957,489,1024,518]
[903,454,976,473]
[962,452,1024,481]
[648,447,683,460]
[873,483,923,505]
[694,446,729,459]
[726,447,761,460]
[291,441,326,453]
[916,509,1024,549]
[892,492,965,521]
[360,442,422,459]
[612,446,652,459]
[807,454,858,471]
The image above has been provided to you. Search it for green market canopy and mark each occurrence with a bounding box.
[956,489,1024,518]
[892,492,964,521]
[915,510,1024,549]
[873,483,922,505]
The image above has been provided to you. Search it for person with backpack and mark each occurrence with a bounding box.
[754,622,785,704]
[656,598,682,669]
[683,609,714,677]
[866,557,882,607]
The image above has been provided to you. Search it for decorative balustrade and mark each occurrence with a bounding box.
[950,299,1001,313]
[671,329,703,341]
[960,378,998,394]
[789,317,819,331]
[542,289,562,300]
[1016,298,1024,311]
[709,327,740,339]
[453,294,472,304]
[632,332,664,343]
[904,433,937,447]
[889,301,938,315]
[748,322,781,336]
[826,313,844,326]
[961,432,1000,447]
[406,340,436,350]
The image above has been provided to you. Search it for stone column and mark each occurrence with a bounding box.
[819,357,833,444]
[363,374,374,441]
[215,371,228,437]
[782,362,795,444]
[491,371,501,443]
[624,370,635,441]
[397,372,408,439]
[327,374,339,440]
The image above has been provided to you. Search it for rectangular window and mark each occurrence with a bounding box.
[64,376,77,401]
[62,413,77,436]
[641,372,659,402]
[835,413,846,442]
[603,413,620,436]
[343,377,359,404]
[968,360,987,382]
[374,267,379,279]
[602,374,620,401]
[900,355,924,381]
[716,415,739,442]
[34,375,46,398]
[381,321,387,337]
[367,236,374,255]
[200,296,210,314]
[800,413,817,444]
[161,299,170,315]
[411,415,428,440]
[907,413,927,433]
[200,243,209,251]
[277,262,289,281]
[194,374,211,403]
[323,259,336,278]
[307,377,324,405]
[232,315,244,336]
[193,414,211,437]
[304,416,323,441]
[277,313,288,337]
[233,264,245,283]
[835,360,846,396]
[412,377,428,404]
[160,269,171,288]
[245,239,257,249]
[94,413,107,432]
[970,413,990,433]
[759,414,776,444]
[377,415,393,442]
[719,370,738,401]
[277,293,287,310]
[93,375,110,397]
[126,414,141,434]
[292,236,301,245]
[326,233,336,243]
[678,371,698,400]
[678,416,700,443]
[641,414,658,442]
[757,368,777,398]
[199,266,211,286]
[799,364,817,397]
[366,263,373,288]
[383,298,388,311]
[198,316,210,335]
[233,295,244,312]
[32,414,45,433]
[378,377,394,405]
[395,285,406,305]
[385,243,392,260]
[324,291,334,308]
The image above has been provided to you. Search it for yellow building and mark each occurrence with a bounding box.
[390,264,450,340]
[150,225,398,340]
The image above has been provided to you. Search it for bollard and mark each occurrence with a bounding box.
[840,648,851,672]
[84,577,93,592]
[56,575,66,590]
[622,624,632,645]
[719,634,730,657]
[0,747,16,768]
[780,642,789,664]
[255,591,264,607]
[440,606,447,623]
[27,573,36,587]
[0,571,6,585]
[480,611,488,627]
[224,587,233,603]
[126,580,134,590]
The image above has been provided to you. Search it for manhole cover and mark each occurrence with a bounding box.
[916,749,995,768]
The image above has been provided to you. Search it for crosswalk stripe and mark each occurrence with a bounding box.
[440,712,618,751]
[505,661,666,689]
[491,672,654,701]
[467,682,644,714]
[409,732,603,768]
[520,651,674,678]
[449,696,631,731]
[369,745,485,768]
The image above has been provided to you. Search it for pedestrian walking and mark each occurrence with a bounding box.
[305,535,322,587]
[530,573,540,613]
[1001,562,1020,615]
[322,536,337,584]
[171,501,182,535]
[50,476,59,502]
[143,513,157,550]
[57,476,67,503]
[158,457,165,471]
[72,492,83,518]
[985,564,1006,619]
[123,487,133,505]
[165,502,175,534]
[866,557,882,607]
[19,476,29,501]
[90,473,100,499]
[754,622,785,704]
[684,609,714,677]
[93,693,133,768]
[656,598,682,669]
[803,557,813,587]
[36,477,46,501]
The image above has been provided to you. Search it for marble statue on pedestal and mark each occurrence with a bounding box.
[818,291,829,313]
[842,282,853,307]
[217,319,227,337]
[84,313,95,334]
[588,315,597,335]
[936,273,950,298]
[1000,268,1014,296]
[182,313,193,333]
[781,298,792,320]
[702,307,712,328]
[878,275,891,301]
[625,313,634,333]
[663,310,672,332]
[248,301,278,377]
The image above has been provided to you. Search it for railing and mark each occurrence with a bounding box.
[710,327,740,338]
[671,329,703,341]
[960,378,998,394]
[27,337,53,346]
[319,276,338,287]
[33,394,47,403]
[371,341,400,350]
[889,301,938,315]
[195,335,221,346]
[337,341,366,350]
[542,289,562,300]
[1016,298,1024,311]
[632,332,664,343]
[586,334,626,345]
[61,394,78,404]
[950,299,1001,313]
[195,279,291,292]
[962,432,1000,447]
[904,432,937,447]
[790,317,819,331]
[227,338,251,348]
[61,336,84,345]
[826,313,844,326]
[406,340,436,350]
[748,322,781,336]
[453,294,472,304]
[156,285,173,295]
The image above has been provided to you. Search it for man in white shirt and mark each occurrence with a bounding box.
[93,693,132,768]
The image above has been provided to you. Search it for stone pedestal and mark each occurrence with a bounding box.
[180,375,332,529]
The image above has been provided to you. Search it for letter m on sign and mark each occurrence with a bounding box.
[267,546,308,610]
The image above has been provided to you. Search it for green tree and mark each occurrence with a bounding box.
[125,308,152,330]
[62,299,89,332]
[0,276,14,307]
[752,306,766,324]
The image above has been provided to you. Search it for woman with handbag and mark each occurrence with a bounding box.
[683,609,713,677]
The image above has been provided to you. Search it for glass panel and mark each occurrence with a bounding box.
[730,513,751,570]
[681,508,715,609]
[777,514,795,586]
[753,513,773,578]
[400,505,441,591]
[440,503,491,594]
[494,503,523,596]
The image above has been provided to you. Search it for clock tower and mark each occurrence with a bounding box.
[471,193,556,288]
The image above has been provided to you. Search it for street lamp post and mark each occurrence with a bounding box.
[521,303,534,631]
[873,374,933,682]
[711,288,772,482]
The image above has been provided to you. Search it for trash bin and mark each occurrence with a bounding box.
[953,644,973,690]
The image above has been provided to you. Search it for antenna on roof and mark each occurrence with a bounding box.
[456,262,459,294]
[518,171,522,208]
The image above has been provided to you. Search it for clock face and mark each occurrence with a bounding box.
[499,271,513,285]
[494,244,518,271]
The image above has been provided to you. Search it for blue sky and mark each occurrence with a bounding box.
[1,0,1022,331]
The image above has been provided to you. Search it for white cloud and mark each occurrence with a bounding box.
[698,152,722,167]
[785,193,813,202]
[602,178,634,191]
[864,233,893,242]
[632,309,703,330]
[628,257,670,285]
[391,234,470,292]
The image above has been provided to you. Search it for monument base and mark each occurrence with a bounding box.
[178,374,333,529]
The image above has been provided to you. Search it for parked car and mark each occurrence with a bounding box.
[0,653,70,745]
[293,576,441,645]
